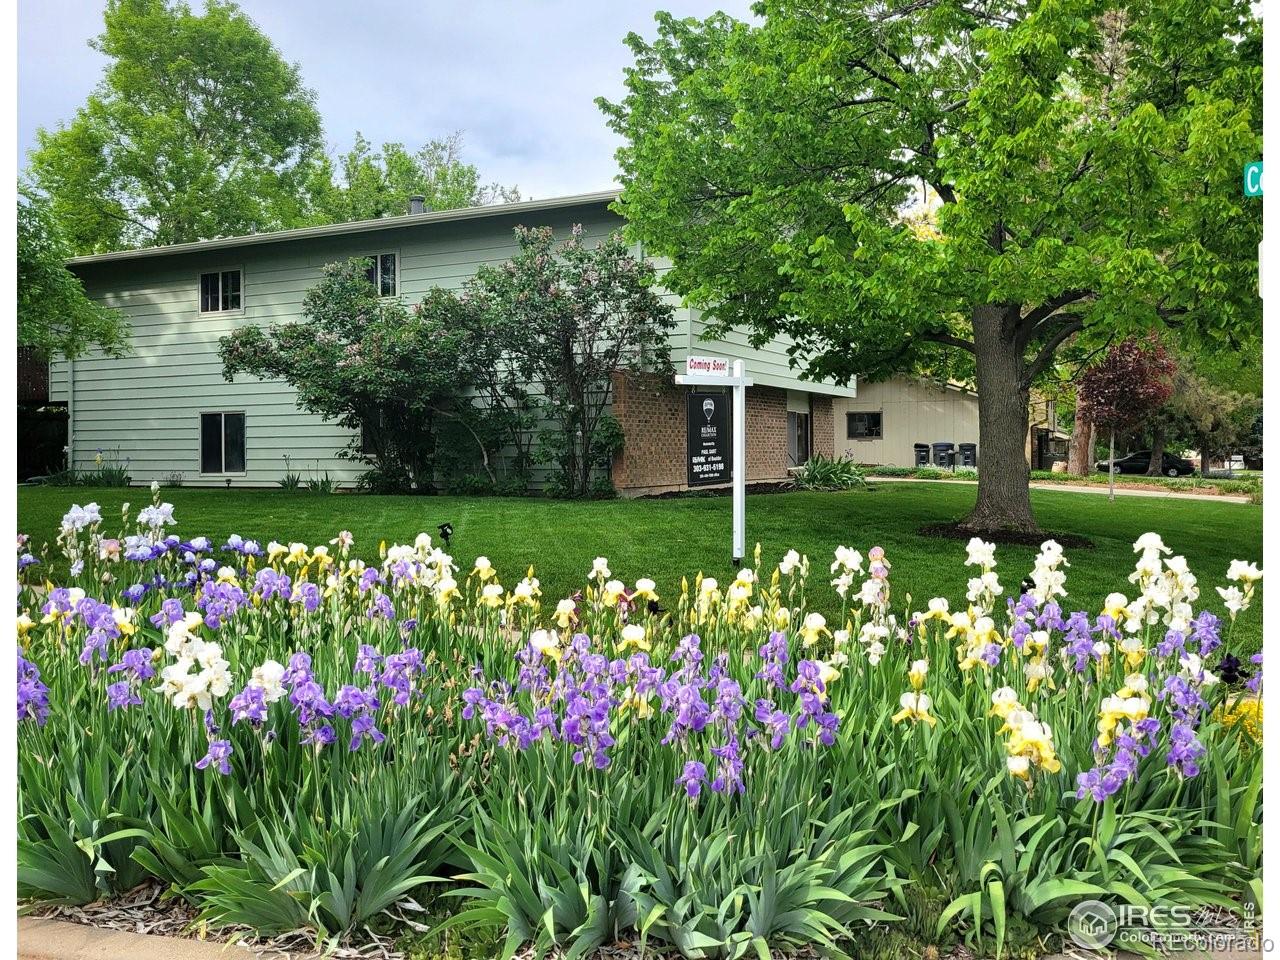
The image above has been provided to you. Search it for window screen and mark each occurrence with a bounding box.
[363,254,397,296]
[199,270,242,312]
[201,414,224,472]
[846,411,883,439]
[223,413,245,472]
[220,271,241,311]
[201,412,246,473]
[200,273,219,313]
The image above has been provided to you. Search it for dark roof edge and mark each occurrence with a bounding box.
[68,189,621,267]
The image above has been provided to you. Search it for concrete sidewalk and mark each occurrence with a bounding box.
[18,918,259,960]
[868,475,1254,505]
[18,917,1261,960]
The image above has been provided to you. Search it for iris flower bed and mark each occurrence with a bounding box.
[17,486,1263,958]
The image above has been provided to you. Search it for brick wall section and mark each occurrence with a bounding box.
[611,371,828,496]
[811,395,834,459]
[610,371,686,493]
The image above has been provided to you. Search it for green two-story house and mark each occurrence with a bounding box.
[54,190,858,495]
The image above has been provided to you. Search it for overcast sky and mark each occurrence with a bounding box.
[18,0,756,199]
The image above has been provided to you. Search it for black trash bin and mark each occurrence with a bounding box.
[931,441,956,469]
[913,443,931,468]
[958,443,978,468]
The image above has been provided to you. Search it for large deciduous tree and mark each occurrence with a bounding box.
[17,190,129,360]
[600,0,1261,533]
[29,0,323,253]
[303,132,521,224]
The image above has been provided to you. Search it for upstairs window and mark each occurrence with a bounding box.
[847,411,883,440]
[200,412,246,473]
[363,253,398,297]
[199,270,242,313]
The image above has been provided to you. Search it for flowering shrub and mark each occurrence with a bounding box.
[16,484,1263,954]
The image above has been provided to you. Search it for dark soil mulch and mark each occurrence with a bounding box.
[641,481,850,500]
[918,522,1095,550]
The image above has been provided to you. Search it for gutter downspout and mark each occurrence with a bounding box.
[65,357,75,473]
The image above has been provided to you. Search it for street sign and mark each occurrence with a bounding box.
[1244,161,1263,197]
[687,392,731,486]
[675,359,753,563]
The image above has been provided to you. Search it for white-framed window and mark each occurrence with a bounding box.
[199,269,243,313]
[362,252,398,297]
[200,412,246,474]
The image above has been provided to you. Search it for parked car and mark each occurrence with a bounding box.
[1095,450,1195,477]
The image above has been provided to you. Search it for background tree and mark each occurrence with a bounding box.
[467,226,677,498]
[1150,372,1259,477]
[218,260,498,492]
[601,0,1261,533]
[1078,337,1176,499]
[28,0,323,253]
[303,132,520,224]
[17,190,129,359]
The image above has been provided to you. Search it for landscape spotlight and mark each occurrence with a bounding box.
[438,522,453,547]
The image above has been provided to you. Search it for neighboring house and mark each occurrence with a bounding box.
[54,191,856,495]
[835,378,980,467]
[835,377,1066,470]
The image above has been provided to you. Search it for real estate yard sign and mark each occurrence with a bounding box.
[677,356,752,563]
[687,391,731,486]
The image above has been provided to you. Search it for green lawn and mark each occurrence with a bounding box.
[18,481,1262,650]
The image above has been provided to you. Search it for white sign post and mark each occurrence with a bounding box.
[676,356,753,564]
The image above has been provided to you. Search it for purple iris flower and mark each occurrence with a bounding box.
[195,739,233,775]
[229,685,269,725]
[106,680,141,711]
[1166,721,1205,777]
[676,760,707,797]
[107,648,155,681]
[17,649,50,725]
[1247,652,1263,693]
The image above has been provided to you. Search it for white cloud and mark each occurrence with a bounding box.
[19,0,757,197]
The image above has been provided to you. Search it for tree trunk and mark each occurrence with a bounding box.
[1066,392,1094,476]
[959,305,1040,535]
[1108,428,1116,501]
[1145,426,1166,477]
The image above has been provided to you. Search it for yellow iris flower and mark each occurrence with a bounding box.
[892,692,937,727]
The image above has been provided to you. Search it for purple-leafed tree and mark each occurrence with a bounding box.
[1078,337,1176,499]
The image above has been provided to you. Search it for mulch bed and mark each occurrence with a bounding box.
[641,482,875,500]
[26,883,401,959]
[640,481,793,499]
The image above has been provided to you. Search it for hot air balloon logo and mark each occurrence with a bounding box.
[702,398,715,423]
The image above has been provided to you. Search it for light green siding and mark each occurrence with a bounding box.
[676,309,856,397]
[54,196,852,487]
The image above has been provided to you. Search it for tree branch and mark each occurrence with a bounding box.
[1018,289,1093,339]
[1021,315,1085,387]
[922,330,976,353]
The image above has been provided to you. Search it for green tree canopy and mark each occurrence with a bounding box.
[17,190,129,360]
[601,0,1261,533]
[28,0,323,253]
[303,132,521,224]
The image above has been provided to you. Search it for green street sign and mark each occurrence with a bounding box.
[1243,161,1263,197]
